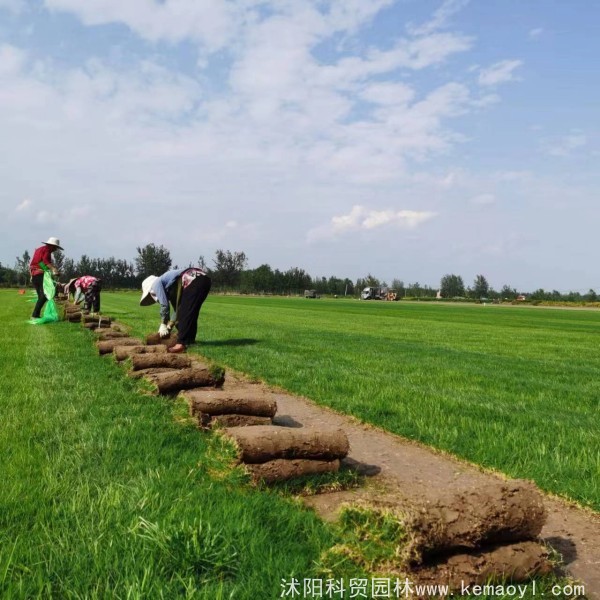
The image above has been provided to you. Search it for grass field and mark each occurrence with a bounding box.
[1,288,595,598]
[104,292,600,511]
[0,290,346,598]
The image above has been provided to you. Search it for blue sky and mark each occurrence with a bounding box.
[1,0,598,292]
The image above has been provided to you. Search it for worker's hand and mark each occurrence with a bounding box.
[158,323,170,338]
[167,320,175,332]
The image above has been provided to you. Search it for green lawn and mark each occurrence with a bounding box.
[1,289,595,598]
[0,290,341,598]
[105,292,600,511]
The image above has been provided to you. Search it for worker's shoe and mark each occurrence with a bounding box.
[168,343,186,354]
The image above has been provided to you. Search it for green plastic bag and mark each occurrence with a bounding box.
[29,271,60,325]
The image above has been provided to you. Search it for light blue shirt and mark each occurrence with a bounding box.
[151,269,185,323]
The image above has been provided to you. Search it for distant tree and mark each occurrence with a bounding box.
[529,288,549,301]
[585,289,598,302]
[14,250,31,285]
[212,249,247,288]
[343,278,354,296]
[135,244,172,279]
[198,255,208,271]
[500,284,517,299]
[0,262,17,285]
[472,274,490,298]
[391,279,406,297]
[53,250,65,274]
[76,255,94,276]
[440,274,465,298]
[406,281,424,297]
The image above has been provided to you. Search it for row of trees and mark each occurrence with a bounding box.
[2,246,596,302]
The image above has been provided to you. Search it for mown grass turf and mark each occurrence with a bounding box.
[1,290,585,599]
[0,291,344,598]
[104,292,600,511]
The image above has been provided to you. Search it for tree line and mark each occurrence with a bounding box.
[1,245,596,302]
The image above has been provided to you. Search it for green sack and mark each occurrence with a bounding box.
[29,271,60,325]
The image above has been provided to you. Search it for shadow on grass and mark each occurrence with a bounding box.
[201,338,260,347]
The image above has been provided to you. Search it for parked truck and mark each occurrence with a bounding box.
[360,287,398,301]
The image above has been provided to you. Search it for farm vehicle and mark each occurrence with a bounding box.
[360,287,398,301]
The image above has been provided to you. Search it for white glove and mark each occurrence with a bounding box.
[158,323,170,338]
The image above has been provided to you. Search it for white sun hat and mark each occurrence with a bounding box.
[43,236,63,250]
[140,275,158,306]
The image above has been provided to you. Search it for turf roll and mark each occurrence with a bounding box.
[149,366,225,394]
[224,426,349,464]
[183,390,277,418]
[131,354,192,370]
[97,338,143,355]
[113,345,167,361]
[245,458,340,483]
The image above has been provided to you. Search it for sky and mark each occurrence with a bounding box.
[0,0,598,292]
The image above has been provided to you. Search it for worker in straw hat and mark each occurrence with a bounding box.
[140,266,212,353]
[29,236,62,319]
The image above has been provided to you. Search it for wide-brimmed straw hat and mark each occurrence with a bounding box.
[43,236,63,250]
[140,275,158,306]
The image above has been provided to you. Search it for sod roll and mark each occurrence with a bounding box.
[150,366,224,394]
[183,389,277,417]
[413,541,552,589]
[83,322,111,330]
[83,315,111,325]
[145,332,177,348]
[407,481,547,560]
[245,458,340,483]
[128,367,180,380]
[131,354,192,371]
[199,413,273,428]
[97,338,143,355]
[96,331,129,341]
[224,426,350,464]
[114,345,167,362]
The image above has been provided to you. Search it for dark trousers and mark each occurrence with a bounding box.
[84,282,101,313]
[176,275,211,345]
[32,273,47,318]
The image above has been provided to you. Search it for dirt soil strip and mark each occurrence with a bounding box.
[217,375,600,597]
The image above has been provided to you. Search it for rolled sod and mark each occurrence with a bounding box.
[82,315,111,325]
[407,480,547,560]
[113,345,167,362]
[131,354,192,371]
[83,322,111,330]
[96,331,129,341]
[145,332,177,348]
[66,312,82,322]
[245,458,340,483]
[97,338,143,355]
[224,426,350,464]
[413,541,552,589]
[128,367,180,380]
[198,413,273,428]
[183,389,277,417]
[149,366,225,394]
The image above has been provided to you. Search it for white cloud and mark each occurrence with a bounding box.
[408,0,470,37]
[544,132,587,157]
[4,2,571,288]
[478,59,523,86]
[43,0,242,51]
[470,193,495,205]
[15,198,32,211]
[528,27,543,40]
[0,44,26,76]
[308,205,438,241]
